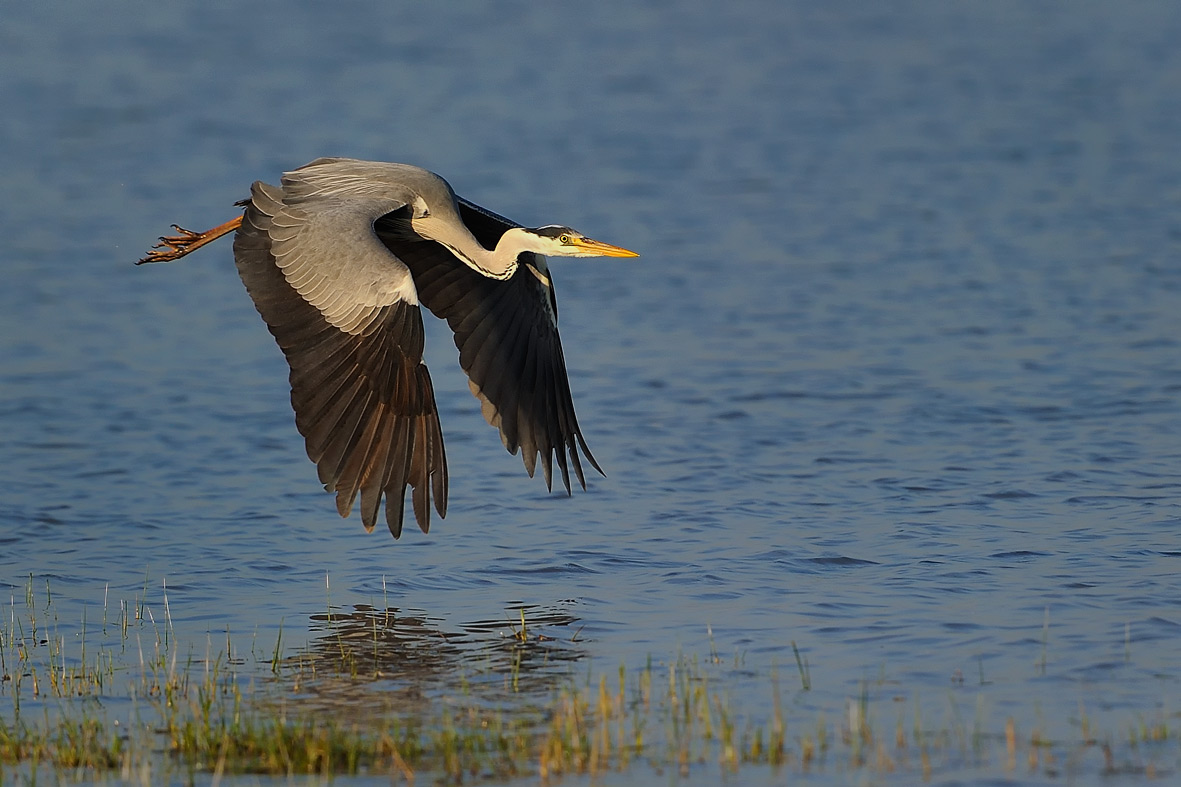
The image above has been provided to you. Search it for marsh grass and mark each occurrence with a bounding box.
[2,577,1178,784]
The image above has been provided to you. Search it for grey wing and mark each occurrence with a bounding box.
[377,199,603,494]
[232,172,447,538]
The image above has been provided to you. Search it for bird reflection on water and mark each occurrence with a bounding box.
[275,603,586,716]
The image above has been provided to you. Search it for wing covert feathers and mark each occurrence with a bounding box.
[233,179,447,537]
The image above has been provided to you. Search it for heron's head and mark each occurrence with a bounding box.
[514,225,639,258]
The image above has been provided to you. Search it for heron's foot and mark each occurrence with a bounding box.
[137,225,206,264]
[136,215,243,265]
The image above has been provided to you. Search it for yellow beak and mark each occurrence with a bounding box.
[573,237,640,258]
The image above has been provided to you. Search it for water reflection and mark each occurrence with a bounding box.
[275,603,585,716]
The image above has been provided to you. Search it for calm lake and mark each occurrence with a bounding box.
[2,1,1180,783]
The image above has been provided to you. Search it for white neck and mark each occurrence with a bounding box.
[423,224,542,281]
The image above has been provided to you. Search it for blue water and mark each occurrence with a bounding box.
[2,1,1181,782]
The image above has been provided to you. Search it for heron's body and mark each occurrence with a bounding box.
[140,158,637,538]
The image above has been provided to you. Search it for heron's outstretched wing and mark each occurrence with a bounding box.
[232,163,447,538]
[377,199,603,495]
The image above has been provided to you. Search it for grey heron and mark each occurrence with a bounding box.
[138,158,637,538]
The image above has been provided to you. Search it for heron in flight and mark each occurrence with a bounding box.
[138,158,637,538]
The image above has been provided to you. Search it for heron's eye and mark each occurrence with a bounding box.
[559,234,572,245]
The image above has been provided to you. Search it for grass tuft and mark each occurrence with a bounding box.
[2,577,1178,783]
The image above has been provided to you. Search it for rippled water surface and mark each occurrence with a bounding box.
[2,2,1180,783]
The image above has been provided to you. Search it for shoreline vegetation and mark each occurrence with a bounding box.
[1,577,1175,784]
